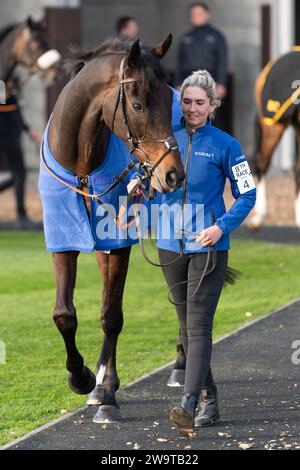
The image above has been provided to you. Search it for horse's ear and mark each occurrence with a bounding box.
[26,16,34,29]
[127,39,141,70]
[151,34,172,59]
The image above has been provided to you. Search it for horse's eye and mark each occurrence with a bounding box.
[133,103,143,112]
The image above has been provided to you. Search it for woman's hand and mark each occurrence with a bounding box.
[127,177,145,195]
[195,225,223,246]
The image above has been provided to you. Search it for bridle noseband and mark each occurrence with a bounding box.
[111,56,179,187]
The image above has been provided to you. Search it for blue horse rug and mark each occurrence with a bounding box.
[39,91,182,253]
[38,123,140,253]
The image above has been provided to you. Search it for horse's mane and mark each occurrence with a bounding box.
[0,24,17,43]
[65,37,169,89]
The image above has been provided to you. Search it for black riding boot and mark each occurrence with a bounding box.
[170,393,198,435]
[195,384,220,427]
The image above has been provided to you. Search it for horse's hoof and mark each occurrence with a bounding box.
[92,405,122,423]
[167,369,185,387]
[86,385,104,405]
[68,366,96,395]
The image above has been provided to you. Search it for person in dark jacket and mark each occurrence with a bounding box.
[175,2,228,129]
[0,80,39,228]
[175,3,228,95]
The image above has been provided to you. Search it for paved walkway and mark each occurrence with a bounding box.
[3,299,300,451]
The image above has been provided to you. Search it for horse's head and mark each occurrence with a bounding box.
[103,35,184,193]
[12,17,61,85]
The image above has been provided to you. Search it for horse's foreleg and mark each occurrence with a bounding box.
[249,120,286,230]
[91,247,131,423]
[53,251,96,395]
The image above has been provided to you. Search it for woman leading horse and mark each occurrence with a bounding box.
[39,35,184,424]
[129,70,256,435]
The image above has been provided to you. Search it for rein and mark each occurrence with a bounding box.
[167,245,217,306]
[133,204,218,305]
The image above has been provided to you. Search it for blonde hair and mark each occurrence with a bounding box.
[180,70,221,118]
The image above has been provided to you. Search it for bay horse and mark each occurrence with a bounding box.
[43,35,184,423]
[0,16,61,84]
[249,49,300,229]
[0,17,61,225]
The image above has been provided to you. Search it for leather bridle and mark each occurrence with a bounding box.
[111,56,179,187]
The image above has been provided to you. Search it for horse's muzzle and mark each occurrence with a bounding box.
[165,169,185,190]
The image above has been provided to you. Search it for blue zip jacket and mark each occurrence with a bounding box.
[155,119,256,253]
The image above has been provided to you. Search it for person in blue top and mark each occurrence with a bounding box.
[129,70,256,435]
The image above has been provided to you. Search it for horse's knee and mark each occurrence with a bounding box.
[101,300,123,336]
[53,306,77,333]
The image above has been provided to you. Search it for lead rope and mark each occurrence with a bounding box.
[134,205,183,267]
[167,212,218,305]
[133,194,218,304]
[167,244,217,306]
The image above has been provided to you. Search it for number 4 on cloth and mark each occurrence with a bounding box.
[231,161,255,194]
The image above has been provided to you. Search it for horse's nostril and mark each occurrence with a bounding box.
[166,170,181,188]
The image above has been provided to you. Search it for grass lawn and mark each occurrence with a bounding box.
[0,231,300,445]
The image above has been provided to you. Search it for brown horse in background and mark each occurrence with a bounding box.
[248,49,300,229]
[0,17,61,226]
[45,35,184,423]
[0,16,60,84]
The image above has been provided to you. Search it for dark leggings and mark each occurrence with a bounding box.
[158,248,228,398]
[0,137,26,217]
